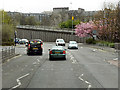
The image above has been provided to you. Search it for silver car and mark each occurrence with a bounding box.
[68,41,78,49]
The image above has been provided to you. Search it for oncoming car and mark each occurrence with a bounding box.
[49,46,66,60]
[19,39,28,44]
[27,39,43,55]
[56,39,65,46]
[68,41,78,49]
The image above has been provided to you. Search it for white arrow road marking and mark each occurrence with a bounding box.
[9,73,29,90]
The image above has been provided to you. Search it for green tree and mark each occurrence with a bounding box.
[59,19,80,29]
[25,16,37,25]
[0,10,14,44]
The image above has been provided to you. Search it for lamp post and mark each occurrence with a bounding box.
[70,2,74,35]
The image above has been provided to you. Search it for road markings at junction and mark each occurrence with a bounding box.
[78,74,92,90]
[72,59,77,64]
[37,59,40,62]
[9,73,30,90]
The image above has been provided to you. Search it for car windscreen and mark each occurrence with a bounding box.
[70,42,77,44]
[57,40,64,42]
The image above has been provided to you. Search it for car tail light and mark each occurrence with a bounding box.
[50,51,52,54]
[28,44,30,49]
[63,51,66,54]
[41,44,43,48]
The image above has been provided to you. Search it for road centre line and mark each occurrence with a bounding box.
[9,73,29,90]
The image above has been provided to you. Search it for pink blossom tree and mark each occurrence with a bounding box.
[75,21,95,38]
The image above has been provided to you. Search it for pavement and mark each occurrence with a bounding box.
[2,42,119,89]
[78,43,119,67]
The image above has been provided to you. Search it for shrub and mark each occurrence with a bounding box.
[109,43,115,48]
[2,42,14,46]
[86,38,96,44]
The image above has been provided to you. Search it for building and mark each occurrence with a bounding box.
[7,7,98,26]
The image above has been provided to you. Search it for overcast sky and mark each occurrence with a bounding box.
[0,0,119,13]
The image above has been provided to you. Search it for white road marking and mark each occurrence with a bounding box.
[113,58,118,60]
[85,81,91,84]
[37,59,40,62]
[9,73,29,90]
[72,59,77,64]
[78,74,92,90]
[87,85,92,90]
[80,47,83,48]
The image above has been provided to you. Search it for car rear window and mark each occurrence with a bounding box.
[30,41,41,46]
[52,46,63,50]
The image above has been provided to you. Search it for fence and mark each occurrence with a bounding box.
[2,46,15,63]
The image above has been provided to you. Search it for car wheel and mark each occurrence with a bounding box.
[40,51,42,55]
[63,56,66,60]
[49,56,53,60]
[27,52,30,55]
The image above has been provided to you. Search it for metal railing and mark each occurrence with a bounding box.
[2,46,15,63]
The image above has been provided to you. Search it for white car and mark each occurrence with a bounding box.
[56,39,65,46]
[19,39,29,44]
[68,41,78,49]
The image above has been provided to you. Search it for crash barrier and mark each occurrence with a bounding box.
[2,46,15,63]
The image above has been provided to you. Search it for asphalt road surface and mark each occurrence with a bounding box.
[2,42,118,89]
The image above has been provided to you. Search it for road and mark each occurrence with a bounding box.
[2,42,118,89]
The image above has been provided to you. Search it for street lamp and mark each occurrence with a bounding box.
[70,2,74,35]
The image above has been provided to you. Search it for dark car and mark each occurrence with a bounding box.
[49,46,66,60]
[27,39,43,55]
